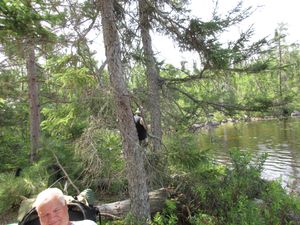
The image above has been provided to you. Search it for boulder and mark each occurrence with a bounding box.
[291,111,300,117]
[189,123,204,132]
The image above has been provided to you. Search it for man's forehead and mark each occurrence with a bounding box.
[38,197,64,209]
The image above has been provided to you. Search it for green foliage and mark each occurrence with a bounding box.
[38,139,86,193]
[0,99,30,172]
[75,121,125,192]
[164,136,300,225]
[42,103,87,139]
[245,96,275,112]
[41,54,98,139]
[193,149,267,219]
[1,1,300,224]
[160,33,300,124]
[226,195,264,225]
[225,149,267,198]
[0,163,48,214]
[0,69,31,173]
[0,0,59,40]
[0,128,30,171]
[261,181,300,225]
[164,132,210,173]
[152,200,178,225]
[175,148,300,225]
[246,61,269,73]
[183,19,232,69]
[189,212,217,225]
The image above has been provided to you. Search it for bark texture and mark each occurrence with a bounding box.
[25,40,40,163]
[97,188,170,219]
[139,0,163,153]
[99,0,150,222]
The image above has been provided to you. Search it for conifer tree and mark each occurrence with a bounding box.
[0,0,58,162]
[99,0,150,222]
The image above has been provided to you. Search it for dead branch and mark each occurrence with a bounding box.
[52,152,80,194]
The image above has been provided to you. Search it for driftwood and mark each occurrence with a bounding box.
[96,188,171,220]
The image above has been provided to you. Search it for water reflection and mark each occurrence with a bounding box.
[198,118,300,193]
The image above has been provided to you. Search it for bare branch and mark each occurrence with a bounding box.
[52,152,80,194]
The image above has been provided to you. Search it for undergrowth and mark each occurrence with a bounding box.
[1,133,300,225]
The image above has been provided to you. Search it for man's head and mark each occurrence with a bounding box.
[34,188,69,225]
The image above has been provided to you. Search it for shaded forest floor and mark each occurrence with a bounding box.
[0,208,18,224]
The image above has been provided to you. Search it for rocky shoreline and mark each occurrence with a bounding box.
[189,110,300,132]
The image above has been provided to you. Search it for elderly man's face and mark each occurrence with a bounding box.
[37,197,69,225]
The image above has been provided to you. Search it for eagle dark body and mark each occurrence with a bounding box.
[134,115,147,141]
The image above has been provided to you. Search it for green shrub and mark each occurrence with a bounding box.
[164,132,211,173]
[261,181,300,225]
[188,148,300,225]
[226,195,264,225]
[0,164,48,214]
[189,212,217,225]
[75,125,125,193]
[0,127,30,172]
[163,132,300,224]
[152,200,178,225]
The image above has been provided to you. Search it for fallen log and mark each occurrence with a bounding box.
[96,188,171,219]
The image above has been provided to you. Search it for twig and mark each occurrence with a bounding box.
[99,212,122,220]
[52,152,80,194]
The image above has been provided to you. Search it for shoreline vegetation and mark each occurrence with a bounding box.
[1,137,300,224]
[1,0,300,223]
[1,114,300,224]
[189,111,300,132]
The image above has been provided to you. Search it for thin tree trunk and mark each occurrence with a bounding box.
[98,0,150,223]
[25,40,40,163]
[278,34,283,99]
[139,0,162,152]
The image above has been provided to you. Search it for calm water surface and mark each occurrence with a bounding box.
[198,117,300,192]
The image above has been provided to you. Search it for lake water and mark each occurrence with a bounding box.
[197,117,300,193]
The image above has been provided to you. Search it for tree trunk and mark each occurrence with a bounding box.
[98,0,150,223]
[139,0,163,153]
[25,40,40,163]
[97,188,170,219]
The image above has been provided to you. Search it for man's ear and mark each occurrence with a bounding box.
[63,203,69,213]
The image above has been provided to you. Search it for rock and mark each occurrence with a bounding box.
[221,119,228,124]
[291,111,300,117]
[228,118,238,123]
[205,121,220,127]
[189,123,204,132]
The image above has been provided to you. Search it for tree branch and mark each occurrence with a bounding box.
[52,152,80,195]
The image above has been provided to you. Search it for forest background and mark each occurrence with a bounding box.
[1,0,300,224]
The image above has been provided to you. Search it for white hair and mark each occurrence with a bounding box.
[34,188,66,209]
